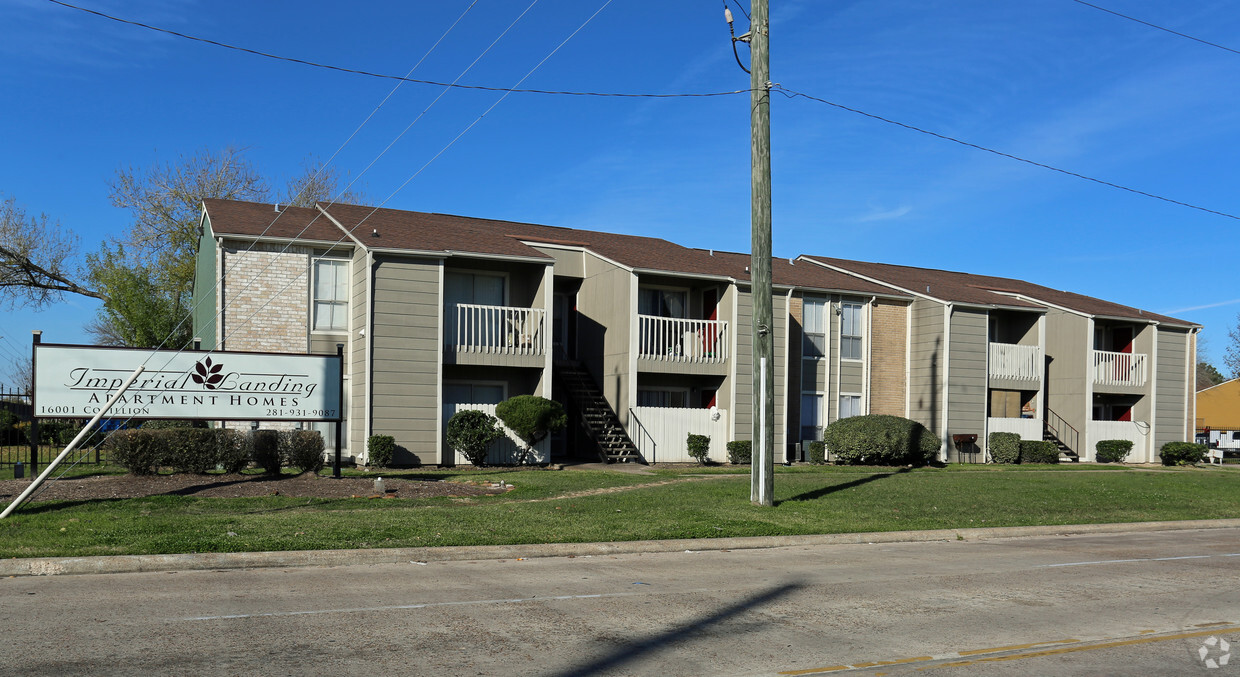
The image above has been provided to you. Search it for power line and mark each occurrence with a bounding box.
[43,0,747,100]
[773,84,1240,222]
[1072,0,1240,56]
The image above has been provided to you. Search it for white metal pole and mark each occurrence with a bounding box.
[1,365,145,519]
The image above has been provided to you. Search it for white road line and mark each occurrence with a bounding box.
[179,591,643,622]
[1041,554,1219,568]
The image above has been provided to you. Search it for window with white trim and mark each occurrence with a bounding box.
[839,394,862,419]
[801,297,827,440]
[637,388,688,408]
[840,301,863,360]
[444,382,505,405]
[312,258,349,331]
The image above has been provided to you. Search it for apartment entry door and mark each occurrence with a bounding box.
[553,291,577,359]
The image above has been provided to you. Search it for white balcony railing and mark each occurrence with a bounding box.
[988,343,1042,382]
[451,304,545,357]
[1093,350,1147,388]
[638,315,729,364]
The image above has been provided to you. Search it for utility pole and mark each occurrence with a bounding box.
[749,0,774,506]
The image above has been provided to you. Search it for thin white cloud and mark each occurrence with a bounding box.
[856,205,911,223]
[1165,299,1240,314]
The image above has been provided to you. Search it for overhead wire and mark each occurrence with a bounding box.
[772,84,1240,222]
[42,0,746,100]
[1072,0,1240,56]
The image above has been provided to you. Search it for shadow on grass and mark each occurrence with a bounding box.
[550,580,803,677]
[777,467,911,505]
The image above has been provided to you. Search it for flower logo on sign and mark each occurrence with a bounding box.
[191,357,225,390]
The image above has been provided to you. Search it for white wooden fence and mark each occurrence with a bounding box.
[986,417,1043,441]
[1092,350,1148,388]
[630,406,729,463]
[637,316,729,364]
[1086,419,1151,463]
[441,403,550,465]
[988,343,1042,382]
[451,304,545,356]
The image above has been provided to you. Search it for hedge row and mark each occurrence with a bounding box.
[106,428,325,475]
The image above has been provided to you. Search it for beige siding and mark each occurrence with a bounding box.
[732,286,787,452]
[1154,327,1190,449]
[870,300,908,416]
[909,299,946,436]
[370,255,442,465]
[531,245,585,278]
[577,253,633,422]
[947,308,988,458]
[1045,309,1089,436]
[349,248,368,460]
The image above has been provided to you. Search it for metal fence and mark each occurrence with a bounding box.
[0,385,109,471]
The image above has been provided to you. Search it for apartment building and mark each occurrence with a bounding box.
[192,198,1198,465]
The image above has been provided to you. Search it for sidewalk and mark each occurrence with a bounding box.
[5,517,1240,577]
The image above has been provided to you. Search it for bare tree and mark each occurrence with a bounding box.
[109,146,269,301]
[0,194,102,308]
[3,355,33,393]
[1226,313,1240,379]
[281,157,368,207]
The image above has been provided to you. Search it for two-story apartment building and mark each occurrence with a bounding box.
[192,198,1198,465]
[799,257,1199,463]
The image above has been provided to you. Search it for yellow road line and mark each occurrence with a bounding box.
[779,625,1240,675]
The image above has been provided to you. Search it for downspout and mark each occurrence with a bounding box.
[832,296,841,426]
[1084,318,1095,461]
[436,260,446,464]
[941,303,952,462]
[782,288,793,462]
[1185,329,1196,442]
[983,309,991,461]
[905,302,912,417]
[215,237,225,350]
[364,250,374,461]
[1147,322,1159,463]
[864,296,875,414]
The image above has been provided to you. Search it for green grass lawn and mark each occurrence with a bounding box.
[2,465,1239,558]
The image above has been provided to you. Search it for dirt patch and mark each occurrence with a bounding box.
[0,473,508,502]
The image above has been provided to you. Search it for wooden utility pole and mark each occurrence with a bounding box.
[749,0,774,506]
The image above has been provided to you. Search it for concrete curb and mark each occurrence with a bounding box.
[6,518,1240,577]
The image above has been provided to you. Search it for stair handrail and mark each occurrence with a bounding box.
[628,408,656,465]
[1045,408,1080,454]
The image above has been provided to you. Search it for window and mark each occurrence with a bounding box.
[638,288,687,318]
[840,302,863,360]
[801,393,823,441]
[637,388,688,408]
[839,394,862,419]
[313,259,348,331]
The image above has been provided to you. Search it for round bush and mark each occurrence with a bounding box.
[250,430,282,474]
[1019,440,1061,464]
[686,433,711,464]
[1159,441,1205,466]
[282,430,326,473]
[807,440,826,465]
[727,440,752,464]
[1095,439,1133,463]
[446,410,504,467]
[106,429,164,475]
[988,432,1021,464]
[367,434,395,468]
[823,415,940,466]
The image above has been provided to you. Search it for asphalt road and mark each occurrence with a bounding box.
[3,528,1238,676]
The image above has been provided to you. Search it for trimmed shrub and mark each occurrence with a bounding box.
[822,414,940,466]
[282,430,326,473]
[1019,440,1061,464]
[988,432,1021,464]
[213,429,250,473]
[163,428,218,474]
[446,410,504,467]
[106,429,164,475]
[367,434,395,469]
[727,440,752,465]
[807,440,826,465]
[1095,439,1134,464]
[495,395,566,464]
[1159,441,1206,466]
[250,430,282,474]
[686,433,711,464]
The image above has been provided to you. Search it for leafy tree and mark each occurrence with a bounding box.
[84,244,191,348]
[1198,361,1225,390]
[494,395,565,464]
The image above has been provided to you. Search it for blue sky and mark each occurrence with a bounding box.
[2,0,1238,379]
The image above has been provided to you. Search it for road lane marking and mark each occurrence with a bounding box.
[1041,553,1218,568]
[178,591,648,621]
[778,626,1240,675]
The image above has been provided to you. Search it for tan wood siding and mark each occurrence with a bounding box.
[909,299,945,436]
[1154,327,1190,449]
[371,256,442,465]
[577,253,633,423]
[947,308,988,457]
[1044,309,1089,436]
[349,248,368,459]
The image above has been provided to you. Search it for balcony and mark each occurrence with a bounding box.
[1093,350,1147,388]
[637,315,729,365]
[450,304,545,357]
[988,343,1042,382]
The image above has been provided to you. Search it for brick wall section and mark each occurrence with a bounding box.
[870,300,907,416]
[221,241,311,354]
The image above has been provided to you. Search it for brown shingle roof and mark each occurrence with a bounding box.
[806,256,1194,326]
[203,199,345,243]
